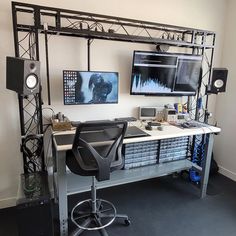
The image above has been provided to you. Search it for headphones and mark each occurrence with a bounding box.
[21,134,43,159]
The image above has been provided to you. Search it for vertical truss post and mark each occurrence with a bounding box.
[12,2,19,57]
[44,25,51,105]
[11,3,45,173]
[12,3,25,134]
[204,34,216,123]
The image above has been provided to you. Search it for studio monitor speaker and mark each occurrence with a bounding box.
[6,57,40,95]
[208,68,228,94]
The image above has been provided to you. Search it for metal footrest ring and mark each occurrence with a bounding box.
[71,198,117,231]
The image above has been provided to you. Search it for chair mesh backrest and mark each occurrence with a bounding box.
[70,121,127,181]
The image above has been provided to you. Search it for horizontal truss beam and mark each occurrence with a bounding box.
[12,1,215,49]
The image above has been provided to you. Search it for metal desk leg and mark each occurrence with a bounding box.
[57,151,68,236]
[52,140,58,203]
[200,133,214,198]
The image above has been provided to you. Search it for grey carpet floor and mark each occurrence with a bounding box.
[1,173,236,236]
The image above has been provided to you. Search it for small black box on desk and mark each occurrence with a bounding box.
[16,171,54,236]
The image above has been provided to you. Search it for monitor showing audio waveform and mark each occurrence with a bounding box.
[130,51,202,96]
[63,71,119,105]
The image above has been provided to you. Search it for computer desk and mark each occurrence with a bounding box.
[52,123,221,236]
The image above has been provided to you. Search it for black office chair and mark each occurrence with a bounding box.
[66,121,130,236]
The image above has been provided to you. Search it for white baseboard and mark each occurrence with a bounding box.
[218,165,236,182]
[0,197,16,209]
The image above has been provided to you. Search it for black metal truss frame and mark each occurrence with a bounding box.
[11,2,216,172]
[12,2,215,49]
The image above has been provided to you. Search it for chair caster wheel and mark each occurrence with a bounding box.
[124,219,131,226]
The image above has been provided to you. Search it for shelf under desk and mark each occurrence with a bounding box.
[54,159,193,195]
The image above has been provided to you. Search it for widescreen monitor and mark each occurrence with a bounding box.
[63,71,118,105]
[130,51,202,96]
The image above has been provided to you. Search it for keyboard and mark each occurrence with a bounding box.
[71,120,111,127]
[181,121,210,128]
[147,121,161,126]
[114,117,137,122]
[71,120,113,131]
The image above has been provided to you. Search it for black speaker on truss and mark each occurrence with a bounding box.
[6,57,40,95]
[207,68,228,94]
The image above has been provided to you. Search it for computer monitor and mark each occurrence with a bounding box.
[130,51,202,96]
[139,107,157,120]
[63,71,119,105]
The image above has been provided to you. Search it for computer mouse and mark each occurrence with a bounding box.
[145,125,152,131]
[181,123,189,128]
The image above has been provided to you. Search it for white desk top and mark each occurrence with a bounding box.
[53,123,221,152]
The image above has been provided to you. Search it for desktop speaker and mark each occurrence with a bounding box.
[6,57,40,95]
[208,68,228,94]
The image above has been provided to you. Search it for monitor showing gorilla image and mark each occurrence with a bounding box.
[63,71,118,105]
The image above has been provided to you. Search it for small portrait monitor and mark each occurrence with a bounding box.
[63,71,119,105]
[139,107,157,120]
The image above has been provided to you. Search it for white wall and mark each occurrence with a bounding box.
[0,0,227,208]
[214,0,236,181]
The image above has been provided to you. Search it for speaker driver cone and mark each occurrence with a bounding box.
[26,74,38,89]
[214,79,224,89]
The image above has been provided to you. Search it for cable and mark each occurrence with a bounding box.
[24,98,40,135]
[189,135,202,182]
[18,32,30,44]
[45,135,52,168]
[21,134,44,172]
[29,32,36,60]
[42,107,55,128]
